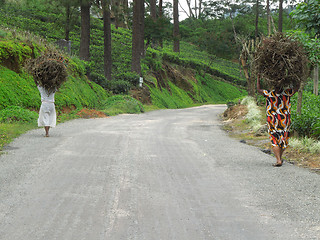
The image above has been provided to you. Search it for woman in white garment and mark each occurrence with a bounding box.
[37,85,56,137]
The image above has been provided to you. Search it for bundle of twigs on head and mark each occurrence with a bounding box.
[253,32,309,89]
[25,51,68,94]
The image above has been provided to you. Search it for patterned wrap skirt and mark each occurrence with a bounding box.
[263,89,295,149]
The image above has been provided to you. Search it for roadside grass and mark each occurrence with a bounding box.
[241,96,263,132]
[0,111,82,152]
[290,137,320,154]
[223,103,320,170]
[0,122,37,152]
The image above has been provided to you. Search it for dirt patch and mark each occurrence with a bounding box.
[130,86,152,105]
[76,109,108,119]
[61,105,76,114]
[222,104,320,171]
[223,104,248,119]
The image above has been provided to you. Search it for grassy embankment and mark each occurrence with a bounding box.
[0,4,248,150]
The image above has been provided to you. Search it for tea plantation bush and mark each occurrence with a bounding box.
[101,95,144,116]
[0,106,38,123]
[291,92,320,139]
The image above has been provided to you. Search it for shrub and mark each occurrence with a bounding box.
[107,80,132,95]
[0,106,38,123]
[89,72,108,88]
[241,96,263,131]
[113,72,140,85]
[291,92,320,139]
[101,95,144,115]
[290,137,320,154]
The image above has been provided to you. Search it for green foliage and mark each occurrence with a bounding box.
[0,122,37,150]
[291,92,320,139]
[180,11,297,60]
[0,29,6,38]
[241,96,263,131]
[195,74,247,103]
[288,30,320,65]
[290,137,320,154]
[101,95,144,116]
[0,40,33,66]
[162,41,246,87]
[113,71,140,85]
[0,66,40,109]
[149,73,247,109]
[0,106,38,123]
[0,66,110,111]
[107,80,132,95]
[291,0,320,37]
[90,72,108,88]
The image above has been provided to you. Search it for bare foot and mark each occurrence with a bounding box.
[272,162,282,167]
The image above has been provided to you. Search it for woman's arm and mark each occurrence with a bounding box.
[257,75,264,95]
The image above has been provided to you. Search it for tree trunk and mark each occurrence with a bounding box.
[267,0,271,36]
[80,2,91,61]
[297,83,304,115]
[65,3,71,41]
[121,0,129,28]
[186,0,195,18]
[150,0,157,47]
[159,0,163,48]
[150,0,156,20]
[131,0,142,75]
[173,0,180,53]
[278,0,283,32]
[103,0,112,81]
[314,64,319,96]
[255,0,259,39]
[140,0,145,57]
[198,0,202,19]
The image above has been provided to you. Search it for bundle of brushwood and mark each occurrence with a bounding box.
[25,51,68,93]
[254,33,309,89]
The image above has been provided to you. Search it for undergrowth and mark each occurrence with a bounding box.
[241,96,263,131]
[101,95,144,116]
[290,137,320,154]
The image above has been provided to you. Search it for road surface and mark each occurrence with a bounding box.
[0,105,320,240]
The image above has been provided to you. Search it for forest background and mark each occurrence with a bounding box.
[0,0,319,159]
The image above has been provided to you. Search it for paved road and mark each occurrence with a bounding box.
[0,105,320,240]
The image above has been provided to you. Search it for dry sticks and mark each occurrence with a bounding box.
[253,33,309,89]
[25,51,68,93]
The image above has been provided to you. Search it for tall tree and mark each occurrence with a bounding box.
[140,0,145,57]
[102,0,112,80]
[173,0,180,52]
[131,0,142,74]
[159,0,163,47]
[278,0,283,32]
[149,0,157,47]
[255,0,259,39]
[267,0,271,36]
[79,0,91,61]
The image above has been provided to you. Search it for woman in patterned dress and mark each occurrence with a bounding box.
[257,76,299,167]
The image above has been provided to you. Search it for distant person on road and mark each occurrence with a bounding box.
[37,85,57,137]
[25,53,68,137]
[257,76,299,167]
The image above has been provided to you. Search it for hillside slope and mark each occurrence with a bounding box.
[0,3,247,109]
[0,39,110,112]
